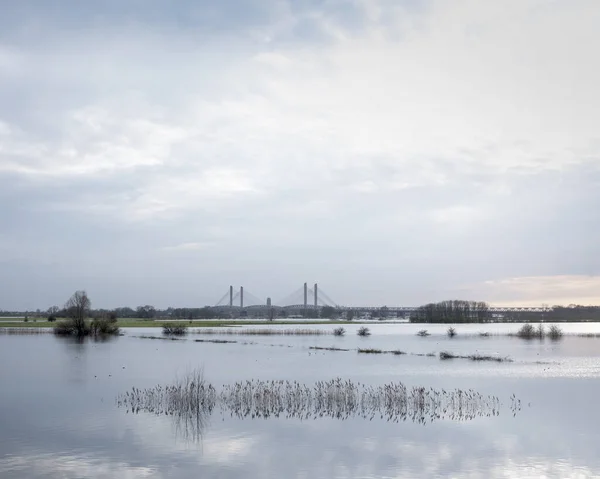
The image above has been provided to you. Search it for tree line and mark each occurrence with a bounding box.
[409,300,491,323]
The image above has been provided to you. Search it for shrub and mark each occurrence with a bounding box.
[163,323,188,336]
[516,323,535,339]
[447,327,457,338]
[90,317,120,336]
[54,320,76,336]
[47,315,57,322]
[333,327,346,337]
[23,317,29,323]
[357,326,371,337]
[547,325,563,340]
[417,329,430,337]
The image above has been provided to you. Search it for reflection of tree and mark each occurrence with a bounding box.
[118,373,514,443]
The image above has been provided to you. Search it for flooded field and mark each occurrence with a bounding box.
[1,322,600,478]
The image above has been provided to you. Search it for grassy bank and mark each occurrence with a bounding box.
[0,318,360,329]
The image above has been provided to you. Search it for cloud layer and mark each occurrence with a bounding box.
[1,0,599,309]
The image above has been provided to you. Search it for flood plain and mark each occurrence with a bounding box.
[1,322,600,478]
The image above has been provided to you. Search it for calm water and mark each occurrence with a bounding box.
[1,322,600,478]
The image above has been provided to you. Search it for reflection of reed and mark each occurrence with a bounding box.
[118,371,506,439]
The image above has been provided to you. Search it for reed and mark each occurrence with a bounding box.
[118,372,504,430]
[191,328,328,336]
[0,327,52,335]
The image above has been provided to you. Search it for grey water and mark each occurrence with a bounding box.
[1,322,600,478]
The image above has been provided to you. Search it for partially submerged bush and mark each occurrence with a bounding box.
[516,323,536,339]
[447,327,457,338]
[357,326,371,337]
[162,323,188,336]
[417,329,430,337]
[90,317,120,336]
[547,325,564,340]
[333,327,346,337]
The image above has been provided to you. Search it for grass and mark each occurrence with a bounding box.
[358,348,383,354]
[118,372,504,426]
[0,319,367,329]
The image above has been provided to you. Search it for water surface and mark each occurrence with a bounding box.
[1,322,600,478]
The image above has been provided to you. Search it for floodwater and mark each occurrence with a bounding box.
[1,322,600,478]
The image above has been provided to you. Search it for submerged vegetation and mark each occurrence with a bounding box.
[191,328,328,336]
[417,329,430,337]
[333,327,346,336]
[357,326,371,337]
[514,323,564,340]
[439,351,512,362]
[162,323,188,336]
[447,327,457,338]
[117,371,508,439]
[53,291,120,338]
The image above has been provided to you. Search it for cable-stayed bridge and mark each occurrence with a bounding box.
[213,284,550,315]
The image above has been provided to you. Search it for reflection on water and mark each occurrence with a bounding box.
[117,373,519,443]
[2,327,600,478]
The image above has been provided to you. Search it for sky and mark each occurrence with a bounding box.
[1,0,599,310]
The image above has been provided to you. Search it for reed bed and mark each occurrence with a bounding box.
[191,328,329,336]
[0,327,53,335]
[118,373,503,427]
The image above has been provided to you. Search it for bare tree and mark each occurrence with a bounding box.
[65,290,91,336]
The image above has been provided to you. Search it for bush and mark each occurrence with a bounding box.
[333,327,346,337]
[516,323,535,339]
[357,326,371,337]
[447,327,457,338]
[163,323,188,336]
[47,315,57,322]
[54,320,77,336]
[23,317,29,323]
[90,317,120,336]
[548,325,563,340]
[417,329,430,337]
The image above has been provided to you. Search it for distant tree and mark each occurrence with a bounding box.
[346,310,355,321]
[64,290,91,336]
[379,306,389,319]
[136,305,156,319]
[320,305,337,319]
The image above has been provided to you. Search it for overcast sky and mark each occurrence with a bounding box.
[1,0,599,310]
